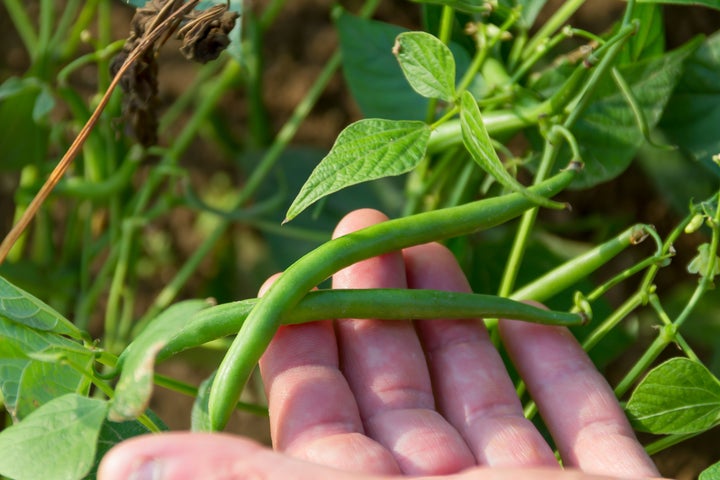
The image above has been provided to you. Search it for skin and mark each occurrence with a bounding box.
[98,209,663,480]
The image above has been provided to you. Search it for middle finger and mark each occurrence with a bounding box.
[332,209,474,475]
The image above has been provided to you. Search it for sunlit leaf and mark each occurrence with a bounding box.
[700,461,720,480]
[0,275,84,339]
[0,394,108,480]
[460,91,563,209]
[393,31,456,101]
[626,357,720,434]
[285,119,430,222]
[0,316,93,420]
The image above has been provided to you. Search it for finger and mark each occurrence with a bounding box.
[258,274,398,474]
[499,319,659,478]
[97,432,632,480]
[404,243,557,469]
[332,209,474,475]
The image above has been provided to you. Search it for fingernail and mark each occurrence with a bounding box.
[128,460,164,480]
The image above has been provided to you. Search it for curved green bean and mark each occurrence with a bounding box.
[208,162,581,430]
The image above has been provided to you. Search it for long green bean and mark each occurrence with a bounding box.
[207,161,581,430]
[142,289,585,365]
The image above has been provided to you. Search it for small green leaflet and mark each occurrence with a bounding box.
[0,394,108,480]
[459,91,565,210]
[625,357,720,434]
[393,31,456,102]
[284,119,430,222]
[687,243,720,278]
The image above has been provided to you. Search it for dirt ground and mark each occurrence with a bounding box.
[1,0,720,478]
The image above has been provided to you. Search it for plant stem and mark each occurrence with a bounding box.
[153,373,269,416]
[521,0,585,62]
[2,0,38,56]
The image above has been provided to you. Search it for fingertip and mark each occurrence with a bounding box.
[333,209,389,239]
[97,433,271,480]
[258,272,283,297]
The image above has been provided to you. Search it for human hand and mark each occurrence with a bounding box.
[99,209,662,480]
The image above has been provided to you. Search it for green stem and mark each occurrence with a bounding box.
[105,219,142,354]
[614,323,676,398]
[3,0,38,56]
[62,0,100,60]
[153,373,269,416]
[522,0,585,62]
[497,136,559,297]
[645,432,702,456]
[49,0,80,49]
[208,165,580,430]
[456,13,518,97]
[582,291,645,352]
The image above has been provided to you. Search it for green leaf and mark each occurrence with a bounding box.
[700,461,720,480]
[111,299,214,421]
[0,393,108,480]
[285,119,431,222]
[460,91,564,209]
[0,275,84,339]
[660,32,720,179]
[0,316,93,420]
[393,31,456,101]
[336,11,427,120]
[625,357,720,434]
[564,37,702,188]
[619,3,665,64]
[636,0,720,10]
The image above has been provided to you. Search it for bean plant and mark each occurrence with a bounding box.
[1,0,720,478]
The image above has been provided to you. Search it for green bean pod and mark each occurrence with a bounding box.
[208,162,581,430]
[150,289,585,364]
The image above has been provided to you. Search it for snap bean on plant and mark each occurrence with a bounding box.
[207,161,581,430]
[127,289,585,366]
